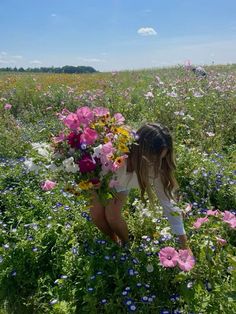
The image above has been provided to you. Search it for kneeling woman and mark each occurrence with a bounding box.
[90,123,189,250]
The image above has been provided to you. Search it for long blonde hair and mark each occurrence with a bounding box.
[127,123,178,202]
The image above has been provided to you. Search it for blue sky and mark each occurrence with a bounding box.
[1,0,236,71]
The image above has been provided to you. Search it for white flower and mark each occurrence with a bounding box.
[62,157,79,173]
[24,158,40,173]
[92,144,102,158]
[146,264,154,273]
[160,227,171,236]
[31,142,52,158]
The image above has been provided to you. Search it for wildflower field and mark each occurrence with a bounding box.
[0,65,235,314]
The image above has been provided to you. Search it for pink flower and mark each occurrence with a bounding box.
[206,209,219,216]
[52,132,66,144]
[78,154,97,173]
[222,211,236,229]
[159,246,179,268]
[4,103,12,110]
[80,128,98,146]
[193,217,209,229]
[41,180,56,191]
[177,249,195,272]
[63,113,80,130]
[216,237,227,246]
[114,113,125,125]
[76,106,94,126]
[93,107,110,117]
[101,142,115,156]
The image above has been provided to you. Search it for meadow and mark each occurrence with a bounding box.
[0,65,235,313]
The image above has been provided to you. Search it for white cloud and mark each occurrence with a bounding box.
[12,55,23,59]
[29,60,42,65]
[1,51,7,56]
[77,57,106,63]
[51,13,57,17]
[137,27,157,36]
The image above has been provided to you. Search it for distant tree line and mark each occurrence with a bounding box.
[0,65,98,74]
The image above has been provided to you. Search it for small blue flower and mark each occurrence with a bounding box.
[96,271,103,275]
[49,299,58,305]
[160,310,171,314]
[90,275,96,280]
[87,287,94,292]
[128,269,135,276]
[122,290,128,296]
[124,298,133,306]
[72,247,78,255]
[104,255,110,260]
[128,304,137,312]
[141,296,148,302]
[136,282,142,288]
[125,286,131,292]
[100,299,108,305]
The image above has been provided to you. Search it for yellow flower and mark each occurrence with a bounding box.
[116,127,130,137]
[78,180,93,190]
[117,143,129,153]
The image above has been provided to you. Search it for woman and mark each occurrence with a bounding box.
[90,123,189,250]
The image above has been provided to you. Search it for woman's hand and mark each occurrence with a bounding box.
[178,234,193,255]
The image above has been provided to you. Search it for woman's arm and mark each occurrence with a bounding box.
[153,177,189,249]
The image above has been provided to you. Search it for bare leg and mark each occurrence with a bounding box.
[90,192,117,242]
[105,192,129,245]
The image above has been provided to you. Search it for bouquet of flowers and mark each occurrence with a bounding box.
[51,106,135,203]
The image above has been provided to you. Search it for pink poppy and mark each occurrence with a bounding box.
[177,249,195,272]
[41,180,56,191]
[76,106,94,126]
[80,128,98,146]
[63,113,80,130]
[93,107,110,117]
[114,113,125,125]
[193,217,209,229]
[159,246,179,268]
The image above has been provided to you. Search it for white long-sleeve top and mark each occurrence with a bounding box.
[114,162,186,235]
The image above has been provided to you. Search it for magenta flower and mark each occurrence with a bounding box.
[193,217,209,229]
[63,113,80,130]
[80,128,98,146]
[93,107,110,117]
[4,103,12,110]
[177,249,195,272]
[78,154,97,173]
[67,132,81,148]
[159,246,179,268]
[76,106,94,126]
[41,180,56,191]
